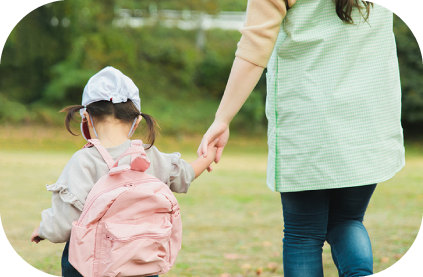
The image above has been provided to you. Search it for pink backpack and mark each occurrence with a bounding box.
[69,139,182,277]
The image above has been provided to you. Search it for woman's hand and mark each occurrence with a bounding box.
[30,227,44,244]
[198,120,229,165]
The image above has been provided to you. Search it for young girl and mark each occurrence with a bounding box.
[30,66,218,277]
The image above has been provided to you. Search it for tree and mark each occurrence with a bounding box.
[0,3,70,104]
[394,15,423,132]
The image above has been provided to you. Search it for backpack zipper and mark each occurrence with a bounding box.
[106,229,172,242]
[77,178,157,226]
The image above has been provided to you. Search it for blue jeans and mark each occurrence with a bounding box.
[61,241,159,277]
[280,184,377,277]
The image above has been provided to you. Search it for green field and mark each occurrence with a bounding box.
[0,126,422,276]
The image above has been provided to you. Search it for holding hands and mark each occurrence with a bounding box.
[190,137,221,178]
[197,120,230,167]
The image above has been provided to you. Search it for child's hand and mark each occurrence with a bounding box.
[30,227,44,244]
[206,140,218,172]
[190,139,219,178]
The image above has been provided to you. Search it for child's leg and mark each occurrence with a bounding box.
[61,241,83,277]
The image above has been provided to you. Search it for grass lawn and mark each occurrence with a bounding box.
[0,126,422,276]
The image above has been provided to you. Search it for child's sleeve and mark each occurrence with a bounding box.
[144,146,195,193]
[38,151,94,243]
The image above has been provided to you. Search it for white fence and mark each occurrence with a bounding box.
[113,9,247,31]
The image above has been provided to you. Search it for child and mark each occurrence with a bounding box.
[30,66,218,277]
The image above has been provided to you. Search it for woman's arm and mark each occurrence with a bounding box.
[216,57,265,125]
[197,57,264,160]
[198,0,292,161]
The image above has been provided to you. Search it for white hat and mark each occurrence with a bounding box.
[80,66,141,141]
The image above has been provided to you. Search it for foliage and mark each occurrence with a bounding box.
[233,91,267,134]
[394,15,423,124]
[0,94,30,123]
[114,0,247,13]
[196,30,239,98]
[0,5,69,104]
[0,2,422,136]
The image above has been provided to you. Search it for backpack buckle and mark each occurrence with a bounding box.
[108,164,131,176]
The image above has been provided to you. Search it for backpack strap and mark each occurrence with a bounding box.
[130,140,144,162]
[88,139,115,170]
[112,140,147,168]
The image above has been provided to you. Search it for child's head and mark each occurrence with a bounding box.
[60,67,158,149]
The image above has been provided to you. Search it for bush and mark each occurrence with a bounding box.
[394,15,423,125]
[0,94,31,123]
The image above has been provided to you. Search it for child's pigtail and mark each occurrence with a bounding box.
[140,112,160,150]
[60,105,85,136]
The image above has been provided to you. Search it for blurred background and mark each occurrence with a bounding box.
[0,0,421,138]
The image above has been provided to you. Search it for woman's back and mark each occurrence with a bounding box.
[268,1,398,79]
[265,1,404,192]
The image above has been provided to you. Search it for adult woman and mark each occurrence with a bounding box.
[198,0,404,276]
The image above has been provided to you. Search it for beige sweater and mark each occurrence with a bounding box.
[235,0,297,67]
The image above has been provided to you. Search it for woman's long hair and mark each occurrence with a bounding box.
[334,0,373,24]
